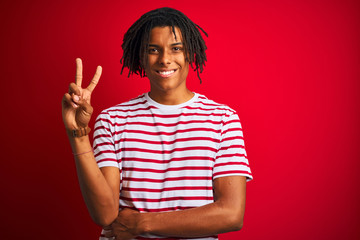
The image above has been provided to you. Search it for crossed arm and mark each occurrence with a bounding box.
[102,168,247,239]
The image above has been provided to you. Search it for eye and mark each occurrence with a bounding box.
[148,48,159,54]
[173,47,182,51]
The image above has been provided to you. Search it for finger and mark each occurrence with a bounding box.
[75,58,83,87]
[103,225,112,230]
[62,93,78,108]
[76,96,94,116]
[87,65,102,93]
[103,230,115,238]
[69,82,81,96]
[74,98,93,128]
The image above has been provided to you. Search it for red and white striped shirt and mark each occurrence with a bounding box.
[94,92,252,240]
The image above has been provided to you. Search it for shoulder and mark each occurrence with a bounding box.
[99,93,147,116]
[195,93,237,117]
[95,93,148,125]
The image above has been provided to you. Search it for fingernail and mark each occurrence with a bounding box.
[74,95,80,102]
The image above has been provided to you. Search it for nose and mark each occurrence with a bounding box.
[158,50,171,65]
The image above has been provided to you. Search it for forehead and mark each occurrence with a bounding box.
[148,26,183,43]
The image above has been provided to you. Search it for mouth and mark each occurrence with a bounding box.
[155,69,177,78]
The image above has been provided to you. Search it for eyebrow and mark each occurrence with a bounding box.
[148,42,183,47]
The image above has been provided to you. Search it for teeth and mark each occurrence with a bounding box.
[159,70,175,75]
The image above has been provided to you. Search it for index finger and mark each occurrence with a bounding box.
[75,58,83,87]
[86,65,102,93]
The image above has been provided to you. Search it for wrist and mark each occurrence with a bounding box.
[67,132,89,143]
[67,133,92,155]
[137,212,152,235]
[66,126,91,138]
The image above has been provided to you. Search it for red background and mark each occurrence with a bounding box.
[0,0,359,239]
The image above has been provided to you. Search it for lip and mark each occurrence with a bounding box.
[155,69,177,78]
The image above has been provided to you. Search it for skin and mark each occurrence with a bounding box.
[104,176,246,239]
[62,26,247,240]
[62,59,120,226]
[145,26,194,105]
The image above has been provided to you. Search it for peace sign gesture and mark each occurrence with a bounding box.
[62,58,102,133]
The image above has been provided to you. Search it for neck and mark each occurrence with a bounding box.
[148,88,194,105]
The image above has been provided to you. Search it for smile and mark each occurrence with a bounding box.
[156,69,177,77]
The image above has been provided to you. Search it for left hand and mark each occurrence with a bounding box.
[103,208,142,240]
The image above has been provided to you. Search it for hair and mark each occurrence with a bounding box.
[120,7,208,83]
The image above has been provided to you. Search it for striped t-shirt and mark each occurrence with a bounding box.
[93,92,253,240]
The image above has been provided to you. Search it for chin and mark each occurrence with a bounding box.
[151,78,181,91]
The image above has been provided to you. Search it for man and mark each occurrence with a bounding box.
[62,7,252,240]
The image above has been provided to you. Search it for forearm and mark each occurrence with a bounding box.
[68,134,118,226]
[139,198,244,238]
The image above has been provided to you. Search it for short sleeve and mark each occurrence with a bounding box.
[213,113,253,181]
[93,111,120,169]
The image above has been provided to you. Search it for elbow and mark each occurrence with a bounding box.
[216,201,245,232]
[86,199,119,227]
[228,214,244,232]
[91,210,118,227]
[232,218,244,231]
[93,214,117,227]
[222,207,244,232]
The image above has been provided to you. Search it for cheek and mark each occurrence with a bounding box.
[177,57,188,69]
[144,57,156,73]
[147,55,158,65]
[182,63,190,74]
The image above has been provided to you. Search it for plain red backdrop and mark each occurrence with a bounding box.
[0,0,359,239]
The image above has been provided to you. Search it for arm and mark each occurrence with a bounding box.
[70,136,120,227]
[142,175,247,237]
[62,58,119,227]
[106,175,246,239]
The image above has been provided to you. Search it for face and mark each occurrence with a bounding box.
[144,26,189,94]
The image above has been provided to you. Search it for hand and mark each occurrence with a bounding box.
[62,58,102,131]
[103,208,142,240]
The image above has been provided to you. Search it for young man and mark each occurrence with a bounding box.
[62,7,252,240]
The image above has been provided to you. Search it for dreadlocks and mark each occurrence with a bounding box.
[120,7,208,83]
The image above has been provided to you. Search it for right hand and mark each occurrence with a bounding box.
[62,58,102,132]
[103,208,141,240]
